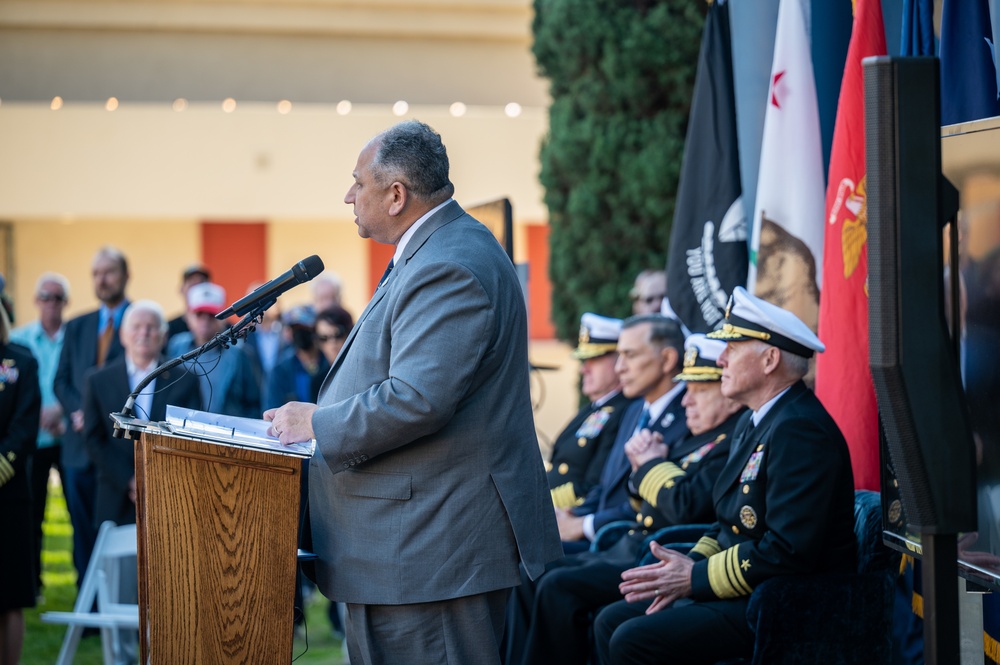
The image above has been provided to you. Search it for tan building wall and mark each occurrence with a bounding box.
[0,0,579,437]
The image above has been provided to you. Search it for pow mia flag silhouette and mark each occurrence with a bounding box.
[666,0,748,333]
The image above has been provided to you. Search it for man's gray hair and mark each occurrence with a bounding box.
[622,314,685,356]
[780,349,810,380]
[122,300,168,336]
[370,120,455,202]
[36,271,71,300]
[311,271,342,293]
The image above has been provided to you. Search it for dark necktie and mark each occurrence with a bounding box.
[378,259,395,288]
[635,406,651,435]
[733,417,757,459]
[96,318,114,366]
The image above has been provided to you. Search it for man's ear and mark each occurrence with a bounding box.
[387,182,408,216]
[760,345,781,375]
[660,346,680,375]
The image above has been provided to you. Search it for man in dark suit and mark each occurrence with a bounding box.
[556,314,690,551]
[593,286,857,665]
[83,300,201,526]
[264,121,562,665]
[548,313,634,510]
[517,334,745,665]
[54,246,130,584]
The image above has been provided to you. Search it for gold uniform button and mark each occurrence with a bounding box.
[578,437,587,447]
[643,515,654,528]
[635,514,642,523]
[731,525,740,534]
[558,463,569,475]
[756,444,763,452]
[742,484,750,494]
[544,461,552,472]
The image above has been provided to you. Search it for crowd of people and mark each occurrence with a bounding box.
[0,120,862,665]
[0,249,353,663]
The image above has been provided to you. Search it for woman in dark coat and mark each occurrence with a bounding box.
[0,280,41,665]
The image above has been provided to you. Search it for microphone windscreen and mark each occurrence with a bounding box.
[299,255,325,280]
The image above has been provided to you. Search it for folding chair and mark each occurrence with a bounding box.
[41,520,141,665]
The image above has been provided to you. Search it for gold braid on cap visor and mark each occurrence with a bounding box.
[710,323,772,342]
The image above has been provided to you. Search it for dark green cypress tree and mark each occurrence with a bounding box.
[533,0,704,339]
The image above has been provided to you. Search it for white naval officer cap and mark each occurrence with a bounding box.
[706,286,825,358]
[674,333,727,382]
[572,313,623,360]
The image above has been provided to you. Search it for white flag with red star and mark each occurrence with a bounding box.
[747,0,825,332]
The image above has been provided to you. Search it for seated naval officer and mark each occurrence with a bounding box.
[505,315,688,664]
[592,287,857,665]
[517,334,745,665]
[548,313,635,510]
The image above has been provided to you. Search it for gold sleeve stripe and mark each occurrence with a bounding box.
[690,536,721,559]
[0,457,13,484]
[637,462,686,508]
[629,497,642,512]
[707,546,754,599]
[550,482,581,510]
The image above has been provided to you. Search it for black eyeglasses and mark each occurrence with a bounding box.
[316,334,346,343]
[631,294,665,305]
[37,292,67,303]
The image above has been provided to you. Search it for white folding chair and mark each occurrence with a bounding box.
[41,520,140,665]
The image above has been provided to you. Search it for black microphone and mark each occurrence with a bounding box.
[216,255,325,319]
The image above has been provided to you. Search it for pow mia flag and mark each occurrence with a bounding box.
[666,0,748,333]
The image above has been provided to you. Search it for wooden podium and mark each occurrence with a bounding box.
[117,415,305,664]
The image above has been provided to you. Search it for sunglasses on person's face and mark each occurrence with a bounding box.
[37,292,67,303]
[631,294,665,305]
[316,334,346,343]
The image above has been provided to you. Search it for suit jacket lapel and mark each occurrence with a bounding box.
[598,401,642,503]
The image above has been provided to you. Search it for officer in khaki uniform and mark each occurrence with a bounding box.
[517,334,744,665]
[594,287,857,665]
[547,313,635,509]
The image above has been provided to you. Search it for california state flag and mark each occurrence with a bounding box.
[815,0,886,491]
[747,0,826,334]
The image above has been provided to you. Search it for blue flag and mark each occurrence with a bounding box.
[901,0,935,56]
[940,0,1000,124]
[666,0,747,333]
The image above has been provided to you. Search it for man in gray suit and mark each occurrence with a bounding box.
[265,120,562,665]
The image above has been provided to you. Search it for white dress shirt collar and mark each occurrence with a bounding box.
[392,199,453,266]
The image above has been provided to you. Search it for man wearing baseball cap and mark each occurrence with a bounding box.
[547,313,635,510]
[166,282,260,419]
[594,287,857,665]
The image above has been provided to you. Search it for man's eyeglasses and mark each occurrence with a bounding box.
[316,334,346,343]
[631,294,665,305]
[37,292,67,303]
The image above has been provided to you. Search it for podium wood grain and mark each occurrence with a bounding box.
[134,432,301,664]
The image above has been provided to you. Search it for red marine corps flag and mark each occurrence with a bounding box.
[815,0,886,491]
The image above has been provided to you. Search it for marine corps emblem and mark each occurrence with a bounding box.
[739,505,758,530]
[828,175,868,280]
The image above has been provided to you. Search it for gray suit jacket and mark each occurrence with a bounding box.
[309,201,562,605]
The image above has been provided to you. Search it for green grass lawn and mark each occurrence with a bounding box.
[23,481,345,664]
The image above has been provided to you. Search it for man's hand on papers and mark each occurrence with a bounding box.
[264,402,318,446]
